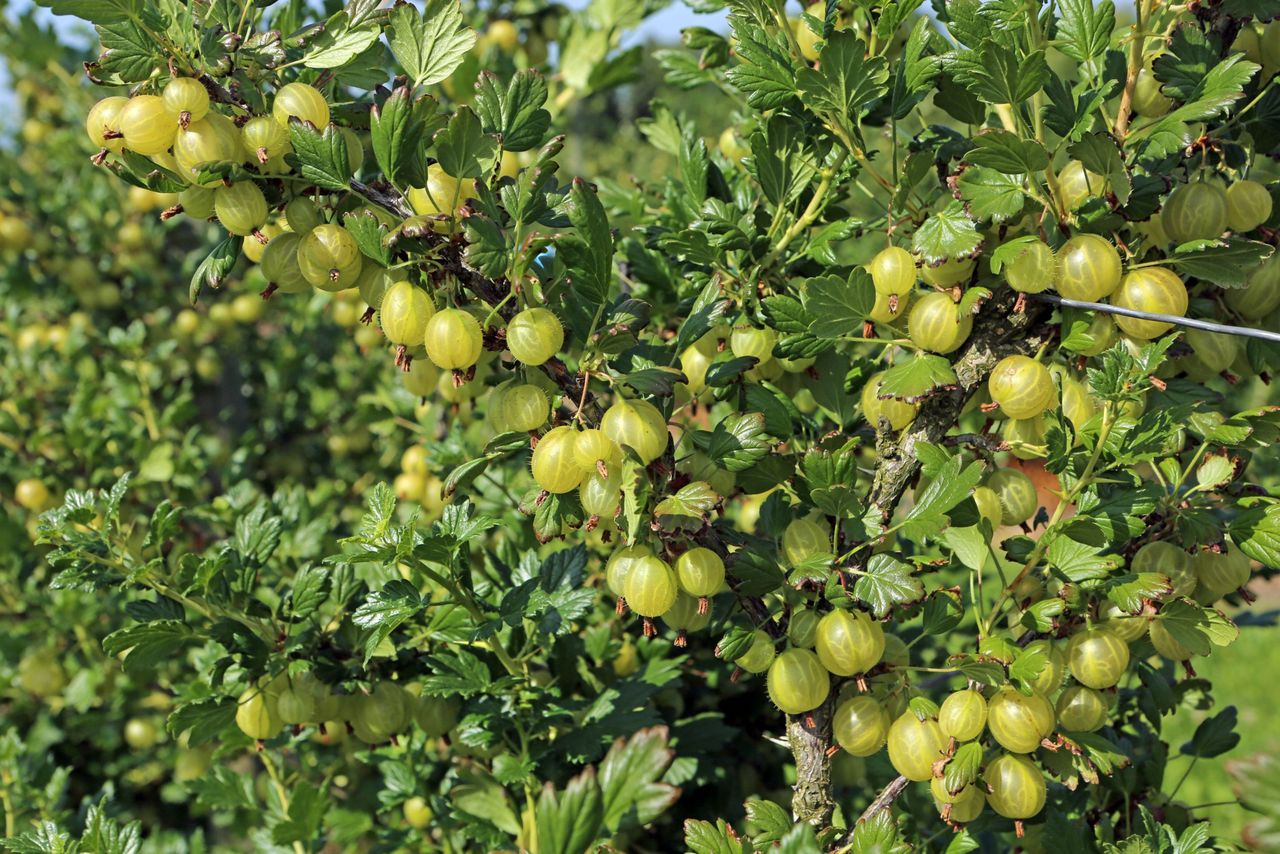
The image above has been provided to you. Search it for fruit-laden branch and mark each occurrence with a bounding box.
[788,289,1054,830]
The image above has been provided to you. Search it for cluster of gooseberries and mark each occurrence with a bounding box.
[707,516,1256,834]
[233,670,460,748]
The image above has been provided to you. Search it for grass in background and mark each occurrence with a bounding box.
[1161,591,1280,846]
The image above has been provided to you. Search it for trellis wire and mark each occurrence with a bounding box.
[1026,293,1280,344]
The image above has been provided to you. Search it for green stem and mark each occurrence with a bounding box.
[260,751,308,854]
[758,150,851,271]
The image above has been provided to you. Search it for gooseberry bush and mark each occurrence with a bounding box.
[13,0,1280,850]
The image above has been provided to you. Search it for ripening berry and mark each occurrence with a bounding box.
[1058,160,1106,210]
[833,695,890,757]
[1225,180,1273,233]
[260,232,311,294]
[814,608,884,676]
[163,77,210,124]
[931,777,986,823]
[600,398,668,464]
[606,544,653,598]
[766,648,829,715]
[736,629,777,673]
[174,113,243,185]
[273,82,330,128]
[1148,619,1193,661]
[988,356,1056,420]
[579,467,621,517]
[1162,180,1228,244]
[868,290,910,324]
[244,223,282,263]
[663,592,712,633]
[1055,234,1121,302]
[14,478,51,511]
[1131,540,1195,597]
[868,246,916,296]
[86,96,128,153]
[1193,547,1251,601]
[1225,253,1280,320]
[214,182,269,237]
[985,468,1038,526]
[177,186,215,222]
[861,373,917,431]
[403,796,433,830]
[1111,267,1188,340]
[972,486,1003,528]
[297,223,363,290]
[781,516,829,567]
[415,694,461,737]
[886,711,946,781]
[242,116,292,163]
[920,256,975,287]
[675,548,725,598]
[506,307,564,365]
[984,753,1046,820]
[1001,238,1054,294]
[407,163,478,232]
[124,718,160,749]
[118,95,177,156]
[424,308,484,370]
[623,555,678,617]
[573,428,620,472]
[1100,603,1148,643]
[939,689,988,742]
[730,324,778,364]
[531,425,583,494]
[380,280,435,346]
[1055,685,1108,732]
[787,608,819,648]
[987,687,1054,754]
[1067,626,1130,689]
[908,291,973,354]
[1132,68,1173,117]
[284,197,324,234]
[1023,639,1066,695]
[236,688,283,740]
[502,384,549,432]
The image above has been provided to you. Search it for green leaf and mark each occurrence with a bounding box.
[853,553,923,617]
[876,355,957,403]
[598,727,679,832]
[102,621,195,675]
[167,698,236,747]
[725,25,797,110]
[654,481,719,532]
[1168,239,1274,287]
[1056,0,1116,64]
[1229,501,1280,568]
[343,210,391,267]
[433,107,498,181]
[1044,531,1124,581]
[536,767,604,854]
[189,236,239,304]
[351,579,424,663]
[762,295,811,334]
[474,70,552,153]
[1067,132,1130,205]
[273,781,329,845]
[36,0,141,24]
[1180,705,1240,758]
[704,356,757,387]
[286,120,352,190]
[370,87,438,190]
[420,650,491,698]
[703,412,771,472]
[1158,599,1239,657]
[952,41,1049,105]
[963,131,1048,175]
[559,178,615,313]
[796,31,889,142]
[943,741,983,794]
[957,167,1027,223]
[685,819,751,854]
[912,200,981,262]
[901,456,985,540]
[289,564,329,620]
[805,271,876,339]
[387,0,477,87]
[97,19,166,82]
[303,10,381,69]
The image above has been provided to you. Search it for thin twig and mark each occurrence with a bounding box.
[858,775,909,823]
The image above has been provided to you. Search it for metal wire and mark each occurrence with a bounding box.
[1026,293,1280,344]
